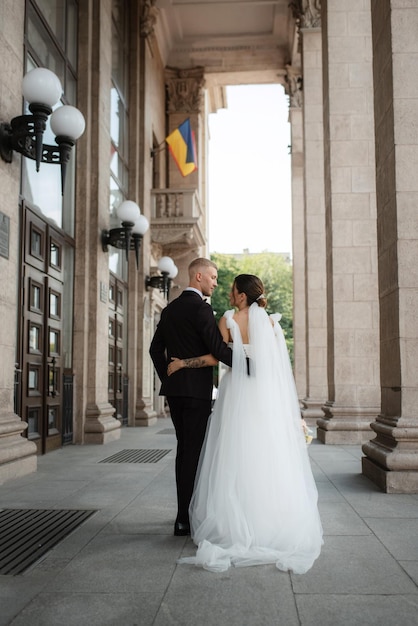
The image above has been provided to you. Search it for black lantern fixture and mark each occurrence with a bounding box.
[0,67,85,195]
[101,200,149,269]
[146,256,178,300]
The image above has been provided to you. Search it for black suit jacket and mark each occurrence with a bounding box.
[149,290,232,400]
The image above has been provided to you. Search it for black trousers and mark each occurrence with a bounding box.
[167,396,212,524]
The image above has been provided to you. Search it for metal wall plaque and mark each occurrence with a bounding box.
[0,212,9,260]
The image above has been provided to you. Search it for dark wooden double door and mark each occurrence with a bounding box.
[18,208,72,454]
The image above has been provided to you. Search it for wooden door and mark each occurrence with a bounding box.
[19,208,66,454]
[108,276,128,424]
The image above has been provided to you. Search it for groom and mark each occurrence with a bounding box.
[149,257,232,536]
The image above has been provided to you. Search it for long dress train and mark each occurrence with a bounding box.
[178,304,323,574]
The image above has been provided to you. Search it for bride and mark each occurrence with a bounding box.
[167,274,323,574]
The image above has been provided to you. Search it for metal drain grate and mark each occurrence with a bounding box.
[99,449,171,463]
[157,428,175,435]
[0,508,95,575]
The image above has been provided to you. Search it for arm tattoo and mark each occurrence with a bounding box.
[183,357,208,369]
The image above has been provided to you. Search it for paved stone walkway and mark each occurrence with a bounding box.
[0,419,417,625]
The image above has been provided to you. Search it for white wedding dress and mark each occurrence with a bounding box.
[178,303,323,574]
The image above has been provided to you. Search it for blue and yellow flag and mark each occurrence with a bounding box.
[166,118,197,177]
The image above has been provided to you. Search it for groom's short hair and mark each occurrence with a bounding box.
[188,257,217,278]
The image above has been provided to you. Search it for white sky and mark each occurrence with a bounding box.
[208,84,292,256]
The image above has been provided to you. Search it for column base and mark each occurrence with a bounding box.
[0,413,37,485]
[134,396,158,426]
[317,402,378,444]
[361,416,418,492]
[362,456,418,493]
[135,408,158,427]
[84,403,121,444]
[0,450,37,485]
[301,399,325,426]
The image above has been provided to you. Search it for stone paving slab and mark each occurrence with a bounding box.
[363,518,418,561]
[318,500,372,535]
[295,594,418,626]
[399,560,418,586]
[155,564,300,626]
[48,534,181,594]
[343,493,418,518]
[7,592,163,626]
[291,535,417,596]
[0,576,49,626]
[0,420,417,625]
[316,479,346,502]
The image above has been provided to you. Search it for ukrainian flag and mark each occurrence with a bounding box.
[166,118,197,177]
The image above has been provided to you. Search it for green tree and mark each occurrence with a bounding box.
[210,253,239,320]
[210,252,294,362]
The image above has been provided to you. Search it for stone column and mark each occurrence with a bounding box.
[132,0,159,427]
[288,101,307,401]
[75,0,121,444]
[318,0,380,443]
[286,55,306,402]
[299,6,329,424]
[0,0,37,482]
[362,0,418,492]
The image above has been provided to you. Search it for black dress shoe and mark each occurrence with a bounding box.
[174,521,190,536]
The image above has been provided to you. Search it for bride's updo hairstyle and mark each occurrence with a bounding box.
[234,274,267,308]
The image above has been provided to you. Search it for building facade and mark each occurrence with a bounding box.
[0,0,417,493]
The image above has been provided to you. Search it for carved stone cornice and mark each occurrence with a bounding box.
[150,218,205,253]
[160,245,200,262]
[140,0,159,38]
[289,0,322,29]
[285,65,303,109]
[165,67,205,114]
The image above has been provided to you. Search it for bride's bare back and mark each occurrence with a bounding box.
[219,305,273,345]
[219,307,250,344]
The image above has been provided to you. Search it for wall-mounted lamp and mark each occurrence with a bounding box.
[146,256,178,299]
[0,67,85,195]
[101,200,149,269]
